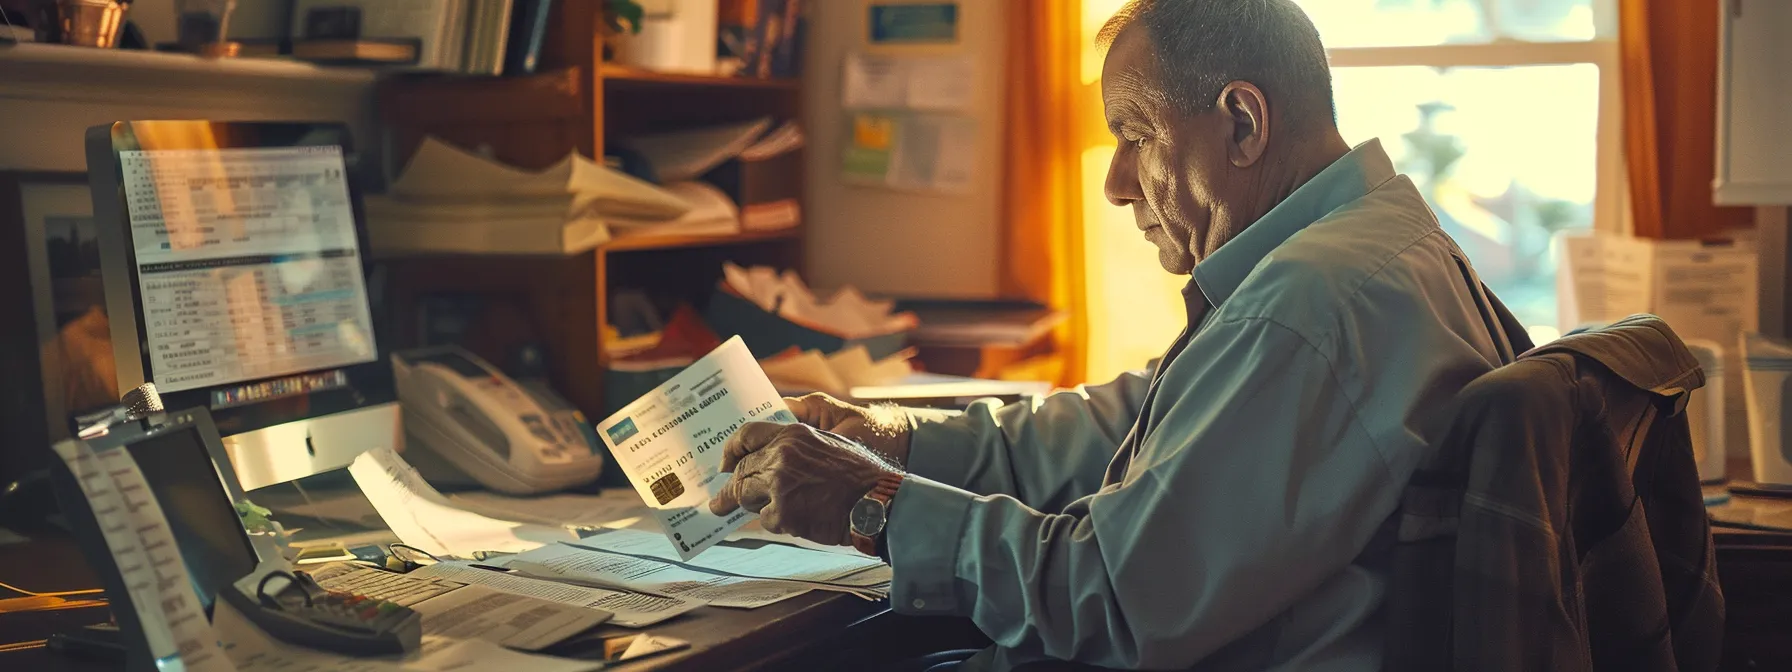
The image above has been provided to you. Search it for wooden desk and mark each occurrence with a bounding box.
[0,530,972,672]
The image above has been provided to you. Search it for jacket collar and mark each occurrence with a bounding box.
[1530,315,1706,412]
[1193,139,1398,308]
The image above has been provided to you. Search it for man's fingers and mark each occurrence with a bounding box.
[719,421,786,473]
[758,501,785,535]
[783,393,830,424]
[708,467,771,516]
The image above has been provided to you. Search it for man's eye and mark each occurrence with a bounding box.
[1123,133,1147,147]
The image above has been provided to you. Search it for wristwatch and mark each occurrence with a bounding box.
[849,472,905,556]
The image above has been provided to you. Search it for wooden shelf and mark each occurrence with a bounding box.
[600,64,799,91]
[602,227,800,253]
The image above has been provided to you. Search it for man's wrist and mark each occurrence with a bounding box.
[850,471,904,556]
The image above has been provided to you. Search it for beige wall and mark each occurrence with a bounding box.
[802,0,1006,297]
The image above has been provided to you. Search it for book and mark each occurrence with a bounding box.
[291,38,420,64]
[461,0,514,75]
[289,0,469,71]
[503,0,554,75]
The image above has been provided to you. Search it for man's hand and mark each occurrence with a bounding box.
[784,393,914,468]
[707,421,899,546]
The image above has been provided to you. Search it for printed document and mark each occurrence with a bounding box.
[52,439,233,672]
[509,543,822,609]
[409,561,700,627]
[348,446,577,557]
[307,564,608,651]
[594,336,795,560]
[574,527,889,587]
[214,598,605,672]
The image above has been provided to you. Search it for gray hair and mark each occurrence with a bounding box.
[1098,0,1337,131]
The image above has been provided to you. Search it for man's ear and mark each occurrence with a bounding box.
[1216,81,1270,168]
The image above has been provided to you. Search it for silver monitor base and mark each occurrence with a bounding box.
[221,402,401,491]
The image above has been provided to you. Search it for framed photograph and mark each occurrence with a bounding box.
[0,171,114,480]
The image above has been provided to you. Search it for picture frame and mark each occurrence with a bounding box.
[0,171,113,482]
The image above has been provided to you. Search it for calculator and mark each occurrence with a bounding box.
[221,569,424,656]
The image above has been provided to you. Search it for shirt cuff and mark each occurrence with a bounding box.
[886,474,976,616]
[904,407,979,488]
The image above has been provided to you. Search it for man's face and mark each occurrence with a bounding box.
[1101,27,1237,275]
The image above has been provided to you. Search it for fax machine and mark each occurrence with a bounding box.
[393,347,604,494]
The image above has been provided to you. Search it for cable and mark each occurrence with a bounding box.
[0,580,104,599]
[0,640,48,654]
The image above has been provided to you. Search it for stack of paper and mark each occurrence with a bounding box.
[606,181,741,239]
[761,345,914,398]
[740,120,805,162]
[347,446,580,558]
[722,263,918,339]
[618,118,775,182]
[365,137,692,255]
[306,563,612,651]
[504,530,890,610]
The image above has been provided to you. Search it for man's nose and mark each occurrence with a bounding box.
[1104,148,1142,207]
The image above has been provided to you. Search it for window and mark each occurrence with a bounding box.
[1306,0,1623,342]
[1077,0,1621,382]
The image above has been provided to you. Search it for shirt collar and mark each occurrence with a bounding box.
[1192,138,1398,308]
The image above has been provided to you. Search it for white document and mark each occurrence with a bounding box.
[389,137,690,220]
[406,585,609,651]
[509,543,820,609]
[890,114,977,193]
[447,489,653,529]
[52,439,234,672]
[574,527,887,587]
[843,53,975,111]
[307,563,463,607]
[409,561,700,627]
[348,446,578,558]
[308,564,609,650]
[843,52,909,108]
[595,336,795,560]
[213,599,605,672]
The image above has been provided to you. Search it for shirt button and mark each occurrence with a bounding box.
[912,598,926,609]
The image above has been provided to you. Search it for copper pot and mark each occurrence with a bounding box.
[56,0,126,48]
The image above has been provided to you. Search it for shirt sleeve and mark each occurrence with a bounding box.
[902,371,1151,513]
[884,317,1399,669]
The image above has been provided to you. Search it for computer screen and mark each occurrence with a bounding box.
[122,146,377,394]
[89,122,395,439]
[126,424,261,611]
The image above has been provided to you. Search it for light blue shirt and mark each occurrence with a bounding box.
[885,139,1526,671]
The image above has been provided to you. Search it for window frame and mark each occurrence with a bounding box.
[1322,0,1626,236]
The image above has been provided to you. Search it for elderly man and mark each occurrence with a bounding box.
[710,0,1529,669]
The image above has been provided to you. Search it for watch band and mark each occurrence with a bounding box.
[851,472,904,556]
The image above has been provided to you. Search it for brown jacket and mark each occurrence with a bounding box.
[1385,315,1725,671]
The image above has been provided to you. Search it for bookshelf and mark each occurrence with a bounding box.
[376,1,806,417]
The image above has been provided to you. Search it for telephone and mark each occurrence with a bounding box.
[393,346,604,494]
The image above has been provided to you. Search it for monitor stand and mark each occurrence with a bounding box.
[222,402,402,492]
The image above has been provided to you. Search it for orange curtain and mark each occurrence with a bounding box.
[1621,0,1753,239]
[1002,0,1089,386]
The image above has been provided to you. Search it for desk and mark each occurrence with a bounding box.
[0,529,970,671]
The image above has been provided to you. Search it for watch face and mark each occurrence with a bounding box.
[850,497,886,536]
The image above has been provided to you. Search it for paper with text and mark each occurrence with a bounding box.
[574,527,888,587]
[509,543,822,609]
[308,564,608,650]
[596,336,795,560]
[213,599,605,672]
[348,446,577,558]
[408,561,700,628]
[446,489,651,529]
[53,439,234,672]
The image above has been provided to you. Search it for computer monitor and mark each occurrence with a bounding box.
[86,121,399,489]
